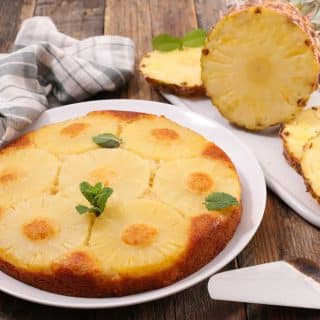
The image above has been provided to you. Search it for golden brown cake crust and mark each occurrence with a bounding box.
[0,110,242,297]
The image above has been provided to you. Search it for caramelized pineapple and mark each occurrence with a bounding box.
[201,1,319,130]
[281,107,320,171]
[58,148,151,203]
[121,116,207,160]
[0,149,59,207]
[152,157,241,216]
[33,114,118,155]
[89,199,188,276]
[140,47,204,96]
[0,195,91,269]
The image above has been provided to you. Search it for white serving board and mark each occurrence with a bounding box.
[163,92,320,227]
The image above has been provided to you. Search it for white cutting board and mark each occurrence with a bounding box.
[163,92,320,227]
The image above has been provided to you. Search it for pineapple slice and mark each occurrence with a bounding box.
[0,195,91,270]
[33,113,118,155]
[58,148,151,203]
[140,47,205,96]
[152,157,241,216]
[281,107,320,171]
[89,199,188,276]
[301,134,320,203]
[201,1,319,130]
[121,115,207,160]
[0,149,59,208]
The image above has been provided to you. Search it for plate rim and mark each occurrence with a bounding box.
[0,99,266,308]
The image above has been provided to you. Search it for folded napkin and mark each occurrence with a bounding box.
[0,17,135,146]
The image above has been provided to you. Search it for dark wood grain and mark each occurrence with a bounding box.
[0,0,36,52]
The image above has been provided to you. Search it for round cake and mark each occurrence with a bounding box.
[0,110,241,297]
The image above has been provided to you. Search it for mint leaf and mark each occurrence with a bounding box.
[92,133,121,148]
[76,181,113,217]
[204,192,239,210]
[75,205,89,214]
[152,34,182,51]
[182,28,207,47]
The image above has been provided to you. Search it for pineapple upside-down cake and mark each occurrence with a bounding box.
[0,110,241,297]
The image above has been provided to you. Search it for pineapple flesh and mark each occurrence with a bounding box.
[152,157,241,216]
[281,107,320,171]
[58,148,151,203]
[33,114,119,155]
[89,199,188,276]
[301,134,320,203]
[121,116,208,160]
[0,195,90,270]
[140,47,205,96]
[0,149,59,208]
[201,1,319,130]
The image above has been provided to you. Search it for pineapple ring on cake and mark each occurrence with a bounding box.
[281,107,320,172]
[0,149,59,208]
[89,199,189,277]
[139,47,205,96]
[58,148,151,202]
[33,113,119,155]
[0,195,91,270]
[152,156,240,216]
[301,134,320,203]
[201,1,319,130]
[121,115,208,160]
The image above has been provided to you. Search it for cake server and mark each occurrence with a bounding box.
[208,258,320,309]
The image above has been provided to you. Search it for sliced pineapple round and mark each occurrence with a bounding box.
[89,199,188,276]
[121,115,207,160]
[58,148,151,203]
[0,195,91,269]
[140,47,205,96]
[301,134,320,203]
[0,149,59,208]
[33,114,118,155]
[152,157,241,216]
[201,2,319,130]
[281,107,320,171]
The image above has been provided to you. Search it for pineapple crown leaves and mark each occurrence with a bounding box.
[204,192,239,211]
[152,28,207,51]
[76,181,113,217]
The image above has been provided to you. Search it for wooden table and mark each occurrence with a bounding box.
[0,0,320,319]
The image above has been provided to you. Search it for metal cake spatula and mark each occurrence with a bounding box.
[208,259,320,309]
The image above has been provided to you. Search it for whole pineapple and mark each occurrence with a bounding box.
[201,0,320,130]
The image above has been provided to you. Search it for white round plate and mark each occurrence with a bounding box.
[1,99,266,308]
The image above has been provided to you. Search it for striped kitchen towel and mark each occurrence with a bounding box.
[0,17,135,146]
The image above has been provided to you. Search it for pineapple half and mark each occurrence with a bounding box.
[152,157,241,216]
[139,47,205,96]
[281,107,320,172]
[301,134,320,203]
[58,148,151,203]
[201,1,320,130]
[121,115,208,160]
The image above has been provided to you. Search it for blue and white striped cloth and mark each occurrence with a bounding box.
[0,17,135,146]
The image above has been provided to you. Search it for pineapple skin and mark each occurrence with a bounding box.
[0,110,242,297]
[201,0,320,130]
[140,48,205,97]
